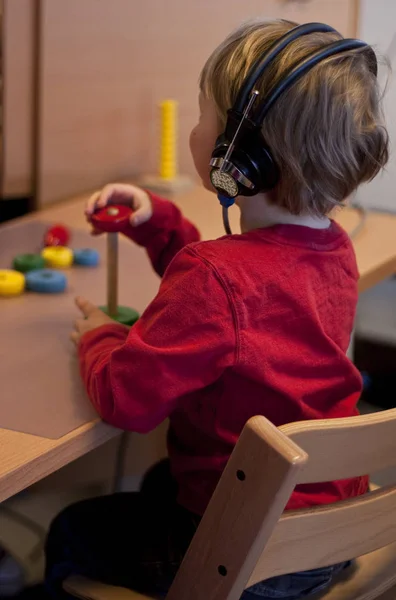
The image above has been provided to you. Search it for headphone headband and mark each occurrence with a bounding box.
[257,38,376,123]
[234,22,338,113]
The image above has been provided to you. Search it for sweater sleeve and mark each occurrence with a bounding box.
[122,193,200,277]
[78,246,236,433]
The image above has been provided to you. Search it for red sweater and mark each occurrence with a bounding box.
[79,194,367,516]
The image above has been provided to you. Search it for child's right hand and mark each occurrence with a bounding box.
[85,183,153,234]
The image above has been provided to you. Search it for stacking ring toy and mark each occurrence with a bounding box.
[73,248,100,267]
[25,269,67,294]
[0,270,25,297]
[13,253,46,273]
[43,224,70,247]
[99,305,139,326]
[41,246,73,269]
[91,205,133,233]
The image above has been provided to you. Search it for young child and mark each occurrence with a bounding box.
[28,18,389,600]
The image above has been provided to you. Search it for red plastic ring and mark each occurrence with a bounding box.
[90,204,133,233]
[43,224,70,247]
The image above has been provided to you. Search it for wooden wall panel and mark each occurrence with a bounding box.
[355,0,396,213]
[37,0,358,206]
[1,0,35,198]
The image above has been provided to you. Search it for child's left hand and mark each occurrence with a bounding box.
[70,296,119,345]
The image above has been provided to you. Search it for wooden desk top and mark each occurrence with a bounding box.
[11,184,396,293]
[2,184,396,502]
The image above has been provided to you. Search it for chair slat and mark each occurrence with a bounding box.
[166,416,307,600]
[249,484,396,586]
[280,409,396,484]
[64,576,153,600]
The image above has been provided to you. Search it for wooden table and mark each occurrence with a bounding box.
[1,185,396,503]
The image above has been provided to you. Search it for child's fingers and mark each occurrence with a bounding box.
[130,206,151,227]
[85,191,102,216]
[85,185,119,216]
[70,331,80,345]
[73,318,84,331]
[100,183,137,208]
[90,226,103,236]
[129,191,153,227]
[75,296,98,317]
[85,184,143,219]
[84,210,103,236]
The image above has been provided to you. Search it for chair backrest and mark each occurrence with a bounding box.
[167,408,396,600]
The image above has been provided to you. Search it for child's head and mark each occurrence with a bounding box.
[190,19,389,217]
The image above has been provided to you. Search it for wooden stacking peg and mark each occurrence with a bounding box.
[90,205,139,326]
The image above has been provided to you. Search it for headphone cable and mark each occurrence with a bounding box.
[349,202,367,240]
[222,206,232,235]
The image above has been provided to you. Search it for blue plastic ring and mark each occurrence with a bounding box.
[73,248,100,267]
[25,269,67,293]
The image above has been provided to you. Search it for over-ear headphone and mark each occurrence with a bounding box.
[209,22,378,233]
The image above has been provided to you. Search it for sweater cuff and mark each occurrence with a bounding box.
[79,323,129,354]
[122,193,175,247]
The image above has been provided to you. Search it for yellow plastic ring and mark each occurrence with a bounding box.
[41,246,73,269]
[0,270,25,297]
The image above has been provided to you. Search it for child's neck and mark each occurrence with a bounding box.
[238,194,330,233]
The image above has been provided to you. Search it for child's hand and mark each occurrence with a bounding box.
[70,296,123,345]
[85,183,153,234]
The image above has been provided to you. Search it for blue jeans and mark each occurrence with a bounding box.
[242,562,350,599]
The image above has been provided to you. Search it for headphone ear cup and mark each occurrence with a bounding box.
[250,139,279,192]
[210,133,279,197]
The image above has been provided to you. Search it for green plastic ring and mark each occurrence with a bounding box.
[13,254,46,273]
[99,305,140,326]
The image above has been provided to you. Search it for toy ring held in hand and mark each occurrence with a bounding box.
[25,269,67,294]
[73,248,100,267]
[0,270,25,297]
[91,205,133,233]
[41,246,73,269]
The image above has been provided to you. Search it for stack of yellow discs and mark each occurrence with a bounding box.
[160,100,177,181]
[0,270,25,297]
[41,246,73,269]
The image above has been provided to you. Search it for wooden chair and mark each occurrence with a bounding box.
[65,409,396,600]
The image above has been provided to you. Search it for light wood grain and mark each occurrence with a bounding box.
[167,416,307,600]
[173,411,396,599]
[65,411,396,600]
[247,409,396,586]
[65,577,155,600]
[36,0,357,206]
[1,0,35,198]
[280,409,396,483]
[107,233,119,317]
[0,421,119,504]
[0,189,159,500]
[65,418,306,600]
[65,550,396,600]
[251,484,396,583]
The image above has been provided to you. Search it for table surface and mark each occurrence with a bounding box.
[2,184,396,503]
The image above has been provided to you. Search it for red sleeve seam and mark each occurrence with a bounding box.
[186,245,240,365]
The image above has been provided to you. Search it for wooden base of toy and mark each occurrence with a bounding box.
[137,174,193,195]
[99,305,139,326]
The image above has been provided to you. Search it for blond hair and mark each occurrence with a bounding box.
[200,19,389,216]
